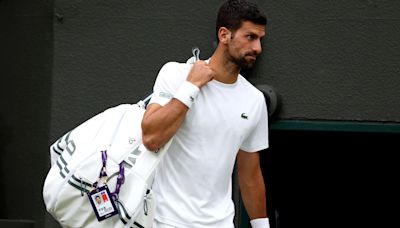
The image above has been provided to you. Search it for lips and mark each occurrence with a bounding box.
[246,55,257,61]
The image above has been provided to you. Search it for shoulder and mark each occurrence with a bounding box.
[156,61,192,81]
[156,62,192,85]
[237,76,268,125]
[159,61,192,74]
[237,75,265,101]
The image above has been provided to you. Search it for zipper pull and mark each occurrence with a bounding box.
[143,189,150,216]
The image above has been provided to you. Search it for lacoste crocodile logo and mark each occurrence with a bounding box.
[241,113,248,119]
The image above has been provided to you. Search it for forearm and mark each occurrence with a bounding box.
[141,99,188,151]
[239,167,267,219]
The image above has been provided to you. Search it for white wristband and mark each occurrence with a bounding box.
[250,218,270,228]
[173,81,200,108]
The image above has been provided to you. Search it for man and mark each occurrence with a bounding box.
[141,0,269,227]
[95,195,102,205]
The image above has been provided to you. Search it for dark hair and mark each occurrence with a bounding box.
[216,0,267,39]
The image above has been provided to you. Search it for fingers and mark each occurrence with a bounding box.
[187,61,215,88]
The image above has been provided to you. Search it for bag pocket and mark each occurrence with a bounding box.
[51,151,121,227]
[116,169,152,227]
[133,188,156,228]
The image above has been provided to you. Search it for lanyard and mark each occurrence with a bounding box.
[93,150,125,201]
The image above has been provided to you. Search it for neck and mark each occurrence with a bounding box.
[208,46,241,84]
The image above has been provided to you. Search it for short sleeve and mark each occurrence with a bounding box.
[240,95,269,152]
[149,62,184,106]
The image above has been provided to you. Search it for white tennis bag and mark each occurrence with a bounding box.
[43,98,172,228]
[43,48,201,228]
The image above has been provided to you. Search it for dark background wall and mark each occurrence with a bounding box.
[1,0,399,228]
[0,0,53,227]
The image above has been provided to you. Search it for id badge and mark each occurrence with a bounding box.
[88,185,119,221]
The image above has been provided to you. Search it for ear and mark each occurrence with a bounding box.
[218,27,231,44]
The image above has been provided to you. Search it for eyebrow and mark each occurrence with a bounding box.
[246,31,265,38]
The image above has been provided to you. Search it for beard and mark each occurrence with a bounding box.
[231,52,258,70]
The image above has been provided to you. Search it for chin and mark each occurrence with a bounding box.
[240,61,256,70]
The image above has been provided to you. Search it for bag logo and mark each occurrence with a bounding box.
[129,137,136,144]
[125,145,142,166]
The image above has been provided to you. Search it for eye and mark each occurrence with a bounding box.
[247,35,255,40]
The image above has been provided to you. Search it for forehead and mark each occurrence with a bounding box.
[237,21,266,37]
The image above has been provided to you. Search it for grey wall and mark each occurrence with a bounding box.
[0,0,53,228]
[50,0,220,140]
[257,0,400,122]
[50,0,400,135]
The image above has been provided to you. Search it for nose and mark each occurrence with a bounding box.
[253,39,262,55]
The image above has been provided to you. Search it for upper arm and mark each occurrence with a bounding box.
[237,150,261,178]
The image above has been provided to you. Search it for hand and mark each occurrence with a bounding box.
[186,61,215,88]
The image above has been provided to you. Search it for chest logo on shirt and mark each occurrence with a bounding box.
[241,113,248,120]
